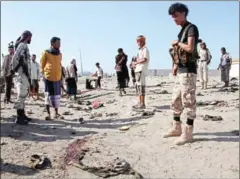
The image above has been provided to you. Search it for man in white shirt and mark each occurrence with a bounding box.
[132,35,150,109]
[198,42,212,89]
[92,62,103,88]
[30,54,40,100]
[217,47,232,87]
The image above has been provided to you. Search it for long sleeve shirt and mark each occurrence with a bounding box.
[11,42,31,76]
[1,54,13,77]
[30,61,40,80]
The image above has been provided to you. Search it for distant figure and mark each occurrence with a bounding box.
[11,30,33,125]
[164,3,199,145]
[66,59,78,100]
[198,42,212,89]
[1,42,14,104]
[218,47,232,87]
[41,37,62,120]
[115,48,128,96]
[92,62,103,89]
[132,35,150,109]
[61,66,67,96]
[30,54,40,100]
[129,56,137,86]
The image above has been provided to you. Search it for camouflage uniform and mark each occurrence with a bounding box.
[171,73,197,119]
[12,42,31,110]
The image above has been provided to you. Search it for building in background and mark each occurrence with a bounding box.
[230,58,239,78]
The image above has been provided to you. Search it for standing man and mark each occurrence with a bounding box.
[1,42,14,104]
[217,47,232,87]
[132,35,150,109]
[11,30,32,125]
[198,42,212,89]
[30,54,40,100]
[164,3,200,145]
[41,37,62,120]
[66,59,78,100]
[92,62,103,89]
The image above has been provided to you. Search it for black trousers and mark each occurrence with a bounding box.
[4,76,12,101]
[97,76,102,88]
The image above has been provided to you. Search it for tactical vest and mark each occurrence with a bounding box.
[170,23,199,67]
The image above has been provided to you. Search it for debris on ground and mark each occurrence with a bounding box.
[78,118,85,124]
[196,92,204,96]
[92,100,104,109]
[142,111,155,117]
[202,115,223,121]
[64,138,143,178]
[218,87,239,93]
[106,99,117,104]
[90,112,103,119]
[105,112,118,117]
[197,100,227,106]
[119,125,131,131]
[62,111,73,116]
[30,154,52,169]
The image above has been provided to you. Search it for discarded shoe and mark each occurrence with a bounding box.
[203,115,223,121]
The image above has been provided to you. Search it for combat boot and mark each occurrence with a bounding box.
[174,125,193,145]
[163,121,182,138]
[15,109,29,125]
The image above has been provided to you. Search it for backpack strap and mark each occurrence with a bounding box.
[180,23,193,43]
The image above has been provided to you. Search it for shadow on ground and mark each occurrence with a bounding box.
[1,158,38,176]
[193,130,240,143]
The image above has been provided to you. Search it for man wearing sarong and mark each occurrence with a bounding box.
[164,3,200,145]
[198,42,212,89]
[40,37,62,120]
[1,42,14,104]
[30,54,40,100]
[115,48,128,96]
[217,47,232,87]
[11,30,32,125]
[132,35,150,109]
[66,59,78,100]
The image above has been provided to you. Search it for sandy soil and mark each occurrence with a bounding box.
[1,76,239,179]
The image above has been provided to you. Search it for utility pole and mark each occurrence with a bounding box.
[79,49,83,76]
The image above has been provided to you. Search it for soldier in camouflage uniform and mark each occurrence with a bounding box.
[164,3,200,145]
[11,30,32,125]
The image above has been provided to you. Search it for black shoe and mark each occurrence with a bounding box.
[23,110,32,121]
[15,110,29,125]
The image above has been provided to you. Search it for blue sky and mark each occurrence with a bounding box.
[1,1,239,73]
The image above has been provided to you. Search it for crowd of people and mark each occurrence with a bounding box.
[1,2,233,145]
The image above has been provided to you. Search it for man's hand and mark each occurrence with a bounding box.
[172,40,179,46]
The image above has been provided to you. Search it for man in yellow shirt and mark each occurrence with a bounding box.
[40,37,62,120]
